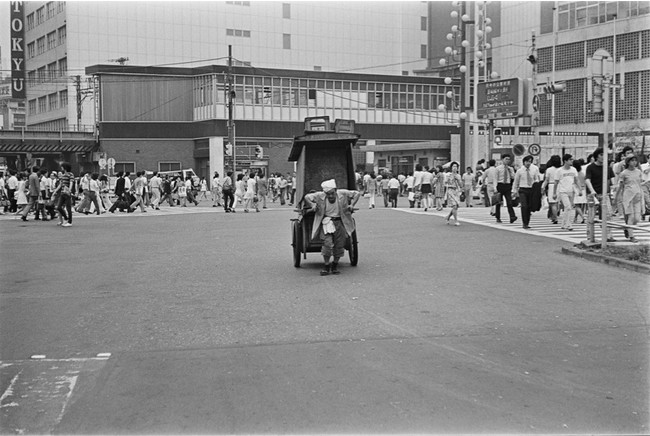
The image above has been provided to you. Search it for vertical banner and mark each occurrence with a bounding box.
[10,1,26,99]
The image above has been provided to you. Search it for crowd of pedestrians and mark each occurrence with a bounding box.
[3,148,648,242]
[471,146,649,243]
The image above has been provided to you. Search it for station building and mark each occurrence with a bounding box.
[87,63,460,179]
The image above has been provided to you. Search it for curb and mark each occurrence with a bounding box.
[561,246,650,274]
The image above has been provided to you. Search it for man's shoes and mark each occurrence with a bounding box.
[496,219,502,223]
[320,264,331,276]
[330,263,340,275]
[510,217,517,224]
[62,222,72,227]
[629,237,639,243]
[523,225,531,229]
[606,237,616,242]
[155,207,160,210]
[21,216,27,221]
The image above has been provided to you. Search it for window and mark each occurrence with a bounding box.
[38,96,47,113]
[37,67,46,83]
[27,70,36,85]
[27,42,35,59]
[115,162,136,174]
[58,26,66,46]
[48,62,57,80]
[48,93,58,111]
[37,37,45,55]
[283,34,291,49]
[159,162,181,172]
[283,3,290,18]
[421,16,427,31]
[36,7,44,25]
[47,32,56,50]
[28,99,36,114]
[26,13,35,30]
[46,2,55,19]
[57,2,65,13]
[59,89,68,107]
[226,28,251,37]
[58,58,67,76]
[420,44,427,59]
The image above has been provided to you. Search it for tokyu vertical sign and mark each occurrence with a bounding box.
[10,1,26,99]
[477,78,523,119]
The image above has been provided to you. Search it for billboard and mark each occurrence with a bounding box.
[477,78,523,120]
[10,1,26,99]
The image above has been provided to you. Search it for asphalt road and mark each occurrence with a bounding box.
[1,203,648,434]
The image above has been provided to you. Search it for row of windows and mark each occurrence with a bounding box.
[558,1,650,31]
[26,2,65,31]
[27,26,66,59]
[226,28,251,38]
[26,58,67,85]
[193,74,456,112]
[28,90,68,115]
[537,70,649,125]
[112,161,181,175]
[538,30,649,73]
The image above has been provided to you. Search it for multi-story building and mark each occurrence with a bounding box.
[426,1,649,164]
[16,1,429,131]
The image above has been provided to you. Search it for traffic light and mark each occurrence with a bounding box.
[542,82,566,94]
[494,128,502,146]
[225,143,232,156]
[592,82,603,113]
[254,145,263,159]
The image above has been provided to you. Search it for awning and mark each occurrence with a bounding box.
[0,142,98,153]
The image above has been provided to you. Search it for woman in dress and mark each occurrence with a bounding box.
[256,171,268,209]
[434,166,446,210]
[444,162,463,226]
[542,155,562,224]
[365,172,377,209]
[15,172,28,218]
[462,166,475,207]
[615,155,644,242]
[420,167,434,211]
[572,159,586,224]
[232,173,245,212]
[243,172,259,212]
[198,177,209,201]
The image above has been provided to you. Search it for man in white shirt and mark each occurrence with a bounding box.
[481,159,498,216]
[149,171,162,210]
[403,173,415,208]
[554,153,580,231]
[6,170,19,212]
[512,155,540,229]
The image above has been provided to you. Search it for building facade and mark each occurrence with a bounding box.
[16,1,429,132]
[425,1,649,165]
[89,64,459,180]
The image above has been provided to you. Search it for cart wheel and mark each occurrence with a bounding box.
[292,221,302,267]
[348,230,359,266]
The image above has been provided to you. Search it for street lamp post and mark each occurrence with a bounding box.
[441,1,496,170]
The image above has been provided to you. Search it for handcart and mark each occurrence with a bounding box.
[289,116,360,267]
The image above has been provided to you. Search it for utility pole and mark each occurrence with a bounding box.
[75,75,82,131]
[459,0,468,170]
[227,45,236,174]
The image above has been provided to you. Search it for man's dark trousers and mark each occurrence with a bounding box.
[518,187,533,227]
[495,182,516,222]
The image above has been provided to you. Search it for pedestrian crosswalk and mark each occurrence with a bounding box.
[395,205,650,246]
